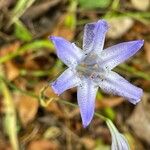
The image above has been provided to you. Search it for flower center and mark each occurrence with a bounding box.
[76,63,99,79]
[76,53,102,79]
[76,52,108,82]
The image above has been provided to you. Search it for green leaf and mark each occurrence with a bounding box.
[14,20,32,42]
[9,0,36,25]
[78,0,111,9]
[65,14,76,29]
[65,0,77,29]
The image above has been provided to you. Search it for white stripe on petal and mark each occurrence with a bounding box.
[50,36,84,68]
[100,40,144,70]
[77,78,98,127]
[106,119,130,150]
[97,71,143,104]
[83,20,109,55]
[51,69,81,95]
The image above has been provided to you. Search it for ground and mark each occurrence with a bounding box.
[0,0,150,150]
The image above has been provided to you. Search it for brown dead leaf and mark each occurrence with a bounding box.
[140,80,150,90]
[14,77,28,91]
[0,41,20,57]
[127,93,150,144]
[144,41,150,63]
[96,97,124,109]
[125,22,149,41]
[81,137,95,150]
[51,14,75,41]
[0,42,21,81]
[46,102,65,118]
[23,54,39,70]
[27,139,59,150]
[4,61,20,81]
[0,138,11,150]
[16,95,39,127]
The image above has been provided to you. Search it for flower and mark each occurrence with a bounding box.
[106,119,130,150]
[49,19,144,127]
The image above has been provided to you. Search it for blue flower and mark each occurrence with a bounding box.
[49,19,144,127]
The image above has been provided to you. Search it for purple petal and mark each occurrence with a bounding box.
[97,71,143,104]
[51,69,81,95]
[100,40,144,70]
[50,36,84,68]
[77,78,98,127]
[83,20,109,55]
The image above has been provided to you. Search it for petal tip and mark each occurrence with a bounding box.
[132,98,141,105]
[98,19,109,30]
[81,114,94,128]
[135,39,144,48]
[138,39,144,46]
[50,82,61,95]
[82,120,90,128]
[137,88,143,99]
[129,88,143,105]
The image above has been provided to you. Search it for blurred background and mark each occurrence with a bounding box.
[0,0,150,149]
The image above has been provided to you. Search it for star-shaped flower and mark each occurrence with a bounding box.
[49,19,144,127]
